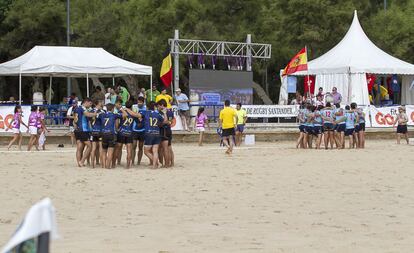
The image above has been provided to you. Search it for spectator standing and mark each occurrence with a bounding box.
[174,88,191,131]
[104,88,112,105]
[68,93,79,105]
[116,83,130,105]
[91,86,105,103]
[138,88,146,99]
[146,84,160,103]
[316,95,324,107]
[316,87,324,98]
[331,87,342,104]
[66,99,78,147]
[156,88,173,108]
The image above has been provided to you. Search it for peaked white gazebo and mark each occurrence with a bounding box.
[279,10,414,105]
[0,46,153,104]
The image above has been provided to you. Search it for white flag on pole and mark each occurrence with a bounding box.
[1,198,59,253]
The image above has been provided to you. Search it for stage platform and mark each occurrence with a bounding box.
[1,124,412,145]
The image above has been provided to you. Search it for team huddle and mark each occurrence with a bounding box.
[73,97,174,169]
[296,102,366,149]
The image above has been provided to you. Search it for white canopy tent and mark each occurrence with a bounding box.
[279,10,414,105]
[0,46,153,104]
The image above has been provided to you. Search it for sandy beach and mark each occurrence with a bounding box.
[1,140,414,252]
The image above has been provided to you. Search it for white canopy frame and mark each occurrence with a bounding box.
[0,46,153,104]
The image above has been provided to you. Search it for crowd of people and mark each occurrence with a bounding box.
[6,105,49,151]
[71,96,174,169]
[296,100,410,149]
[297,102,366,149]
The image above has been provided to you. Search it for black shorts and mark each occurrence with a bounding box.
[336,124,346,133]
[359,123,366,131]
[117,133,133,144]
[312,126,323,135]
[144,134,161,146]
[397,125,408,134]
[345,128,354,136]
[160,127,173,146]
[133,131,145,141]
[102,133,116,149]
[323,123,335,131]
[222,128,235,137]
[90,132,102,142]
[74,131,90,142]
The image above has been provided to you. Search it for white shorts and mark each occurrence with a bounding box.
[29,126,38,135]
[196,126,205,132]
[69,126,75,133]
[12,128,20,134]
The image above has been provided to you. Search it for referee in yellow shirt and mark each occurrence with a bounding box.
[219,100,237,154]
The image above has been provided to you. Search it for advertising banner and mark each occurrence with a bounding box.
[0,106,31,133]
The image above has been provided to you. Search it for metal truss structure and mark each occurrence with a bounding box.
[168,30,272,93]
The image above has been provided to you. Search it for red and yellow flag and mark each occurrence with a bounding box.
[160,52,172,87]
[282,47,308,76]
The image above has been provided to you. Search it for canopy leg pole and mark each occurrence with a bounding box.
[86,73,90,97]
[150,74,153,101]
[112,75,115,87]
[49,76,52,104]
[19,72,22,105]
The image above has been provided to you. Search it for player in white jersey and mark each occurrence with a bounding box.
[296,103,307,148]
[320,102,335,149]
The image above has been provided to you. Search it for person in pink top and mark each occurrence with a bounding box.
[194,107,209,146]
[27,106,39,151]
[6,105,28,151]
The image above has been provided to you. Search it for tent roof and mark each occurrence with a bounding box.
[0,46,152,77]
[295,10,414,75]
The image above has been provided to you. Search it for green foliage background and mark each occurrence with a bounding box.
[0,0,412,102]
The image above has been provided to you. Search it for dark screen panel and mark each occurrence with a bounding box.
[189,70,253,105]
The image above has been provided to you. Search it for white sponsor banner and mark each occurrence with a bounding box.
[239,105,300,118]
[407,105,414,126]
[0,106,31,133]
[369,106,400,128]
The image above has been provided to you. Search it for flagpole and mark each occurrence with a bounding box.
[305,46,311,103]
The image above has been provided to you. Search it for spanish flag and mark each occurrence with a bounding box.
[160,52,172,87]
[282,47,308,76]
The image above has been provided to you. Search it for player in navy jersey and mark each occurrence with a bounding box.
[124,101,167,169]
[320,102,335,149]
[99,103,120,169]
[90,100,104,168]
[74,98,97,167]
[132,96,146,166]
[114,98,124,166]
[157,99,175,168]
[117,101,135,169]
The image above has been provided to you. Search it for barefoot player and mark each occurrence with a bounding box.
[219,100,237,155]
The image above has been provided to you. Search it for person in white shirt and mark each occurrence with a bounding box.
[104,87,112,105]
